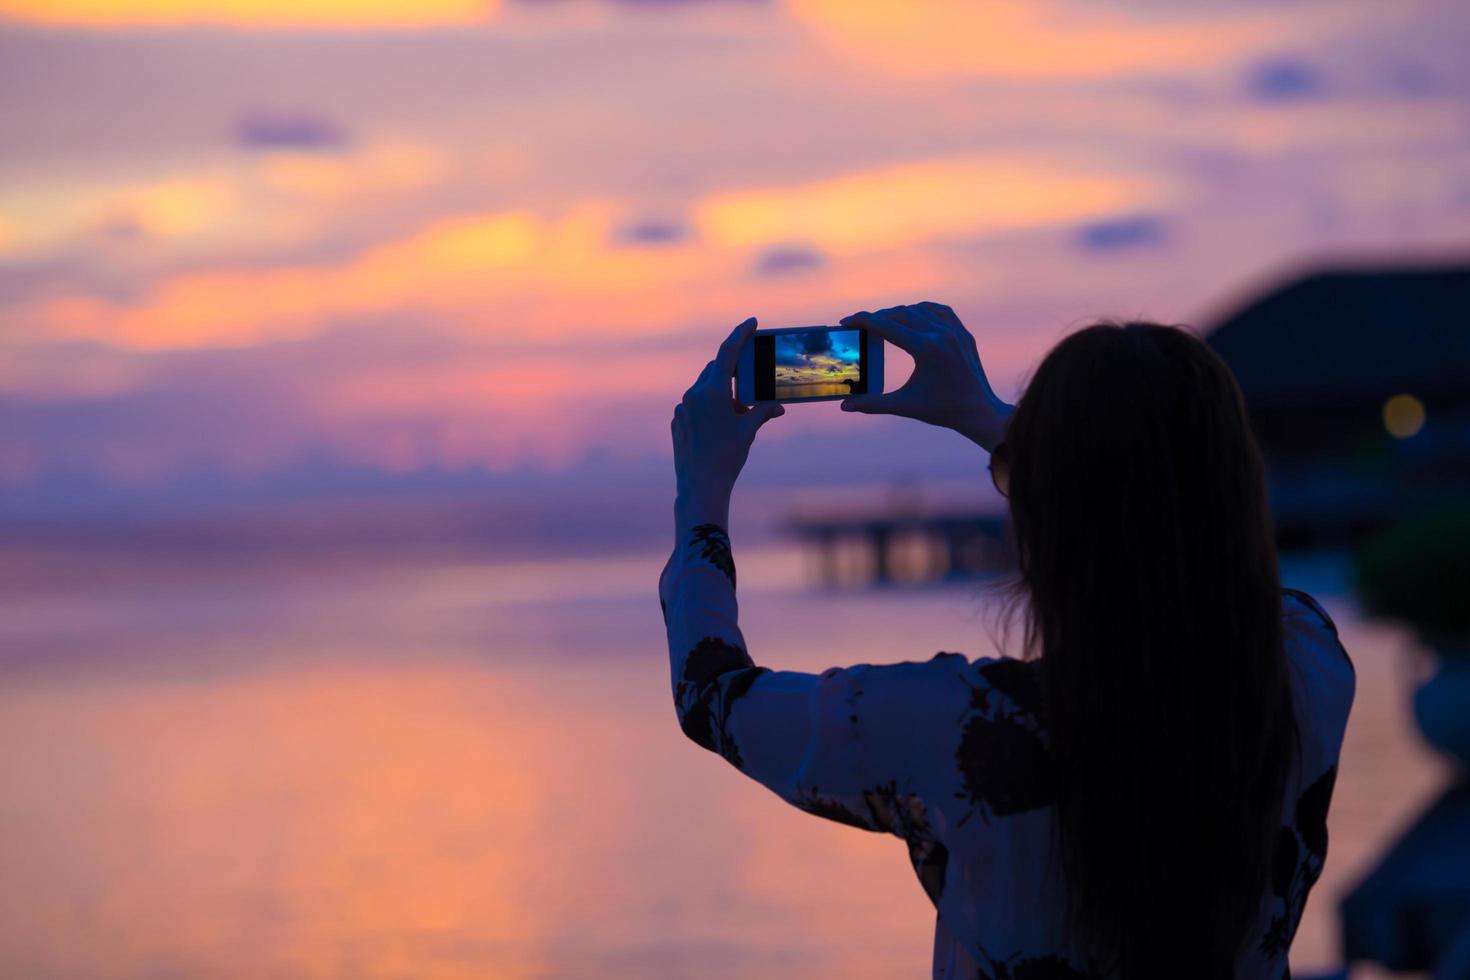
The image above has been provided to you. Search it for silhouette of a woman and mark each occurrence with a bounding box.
[662,305,1353,979]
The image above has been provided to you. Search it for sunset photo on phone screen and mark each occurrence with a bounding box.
[773,329,861,399]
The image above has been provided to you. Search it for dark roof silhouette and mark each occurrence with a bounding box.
[1206,264,1470,407]
[1205,263,1470,455]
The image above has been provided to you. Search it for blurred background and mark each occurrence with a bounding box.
[2,1,1468,977]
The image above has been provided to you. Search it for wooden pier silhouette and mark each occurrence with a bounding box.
[786,507,1013,588]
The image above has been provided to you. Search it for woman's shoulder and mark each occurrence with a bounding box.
[830,653,1046,727]
[965,655,1046,720]
[1280,587,1355,677]
[1279,587,1356,763]
[1282,587,1340,637]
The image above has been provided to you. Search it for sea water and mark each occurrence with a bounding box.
[0,544,1444,978]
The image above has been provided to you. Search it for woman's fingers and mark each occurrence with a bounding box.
[840,391,904,416]
[743,400,785,435]
[915,300,958,323]
[841,309,921,353]
[688,317,756,402]
[893,302,978,366]
[714,316,758,382]
[888,304,935,332]
[684,361,716,402]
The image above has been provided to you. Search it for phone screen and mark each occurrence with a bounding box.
[752,327,869,402]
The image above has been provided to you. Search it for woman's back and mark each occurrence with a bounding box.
[923,588,1355,978]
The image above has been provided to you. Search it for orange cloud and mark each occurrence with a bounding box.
[0,175,234,258]
[119,176,239,238]
[788,0,1274,79]
[14,152,1160,353]
[16,202,704,350]
[258,141,442,198]
[698,155,1159,255]
[0,137,443,263]
[0,0,498,29]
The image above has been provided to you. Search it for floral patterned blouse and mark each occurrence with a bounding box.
[659,521,1356,979]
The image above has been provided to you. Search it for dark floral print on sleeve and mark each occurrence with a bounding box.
[689,523,736,588]
[864,780,951,905]
[792,785,876,831]
[968,938,1102,980]
[955,659,1055,824]
[983,954,1100,980]
[1261,764,1338,958]
[976,658,1045,718]
[794,778,951,905]
[675,636,769,771]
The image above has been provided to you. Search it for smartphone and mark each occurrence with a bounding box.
[736,325,882,404]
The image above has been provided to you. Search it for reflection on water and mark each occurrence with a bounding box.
[0,547,1448,978]
[775,382,854,398]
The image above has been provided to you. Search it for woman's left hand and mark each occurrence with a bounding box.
[672,317,785,528]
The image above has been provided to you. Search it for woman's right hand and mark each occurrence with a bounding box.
[839,302,1014,452]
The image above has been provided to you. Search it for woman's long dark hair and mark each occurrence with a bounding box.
[1005,323,1297,978]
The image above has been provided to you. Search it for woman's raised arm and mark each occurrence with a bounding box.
[660,316,971,845]
[658,512,978,870]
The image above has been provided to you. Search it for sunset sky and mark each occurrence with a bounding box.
[774,329,859,386]
[2,0,1468,533]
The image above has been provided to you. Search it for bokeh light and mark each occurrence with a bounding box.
[1383,393,1427,439]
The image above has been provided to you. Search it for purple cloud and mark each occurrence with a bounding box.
[617,219,686,245]
[236,112,350,152]
[1077,215,1165,253]
[754,245,824,277]
[1246,58,1327,102]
